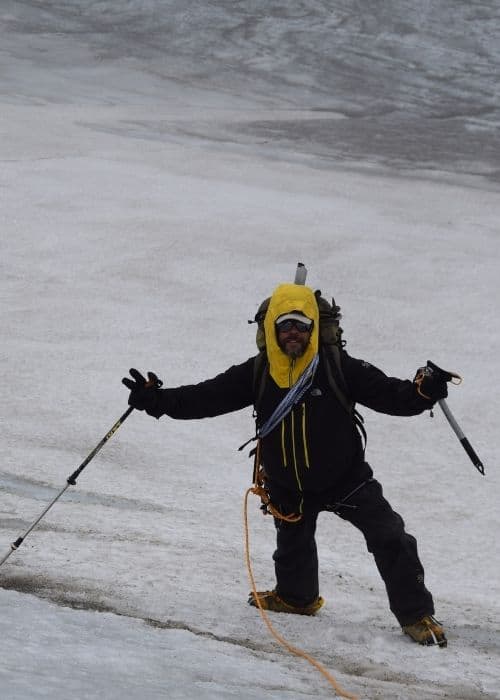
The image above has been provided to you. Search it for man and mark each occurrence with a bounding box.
[122,282,448,646]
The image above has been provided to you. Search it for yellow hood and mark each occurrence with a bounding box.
[263,283,319,388]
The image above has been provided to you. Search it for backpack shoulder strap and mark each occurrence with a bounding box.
[322,345,354,415]
[253,350,269,409]
[323,346,367,448]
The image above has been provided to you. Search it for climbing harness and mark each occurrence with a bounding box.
[250,439,302,522]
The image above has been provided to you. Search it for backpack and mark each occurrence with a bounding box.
[251,290,354,415]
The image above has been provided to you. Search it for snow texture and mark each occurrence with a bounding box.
[1,2,499,698]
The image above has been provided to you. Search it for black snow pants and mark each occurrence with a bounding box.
[272,478,434,626]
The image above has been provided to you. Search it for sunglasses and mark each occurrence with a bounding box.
[276,319,312,333]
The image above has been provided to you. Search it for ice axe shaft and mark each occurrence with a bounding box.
[437,398,485,475]
[425,361,484,475]
[0,406,134,569]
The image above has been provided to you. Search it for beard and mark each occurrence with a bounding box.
[279,337,309,359]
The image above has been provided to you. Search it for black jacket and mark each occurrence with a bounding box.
[153,349,432,510]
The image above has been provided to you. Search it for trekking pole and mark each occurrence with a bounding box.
[425,361,485,476]
[0,406,134,569]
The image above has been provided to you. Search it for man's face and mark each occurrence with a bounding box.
[276,319,312,359]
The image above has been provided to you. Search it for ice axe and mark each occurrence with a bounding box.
[424,360,485,475]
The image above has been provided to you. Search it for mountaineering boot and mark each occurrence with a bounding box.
[248,589,324,616]
[402,615,447,647]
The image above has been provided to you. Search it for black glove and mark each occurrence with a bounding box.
[122,368,163,416]
[413,361,449,402]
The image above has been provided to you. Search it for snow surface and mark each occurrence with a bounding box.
[1,2,499,699]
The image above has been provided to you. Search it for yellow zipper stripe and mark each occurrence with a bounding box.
[302,403,310,468]
[281,419,287,467]
[291,411,303,491]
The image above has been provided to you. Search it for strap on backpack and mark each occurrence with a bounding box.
[252,350,269,411]
[322,346,367,451]
[322,345,353,415]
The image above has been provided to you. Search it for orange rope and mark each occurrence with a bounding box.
[250,483,303,523]
[243,487,359,700]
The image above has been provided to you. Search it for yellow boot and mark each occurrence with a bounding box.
[402,615,447,647]
[248,590,324,616]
